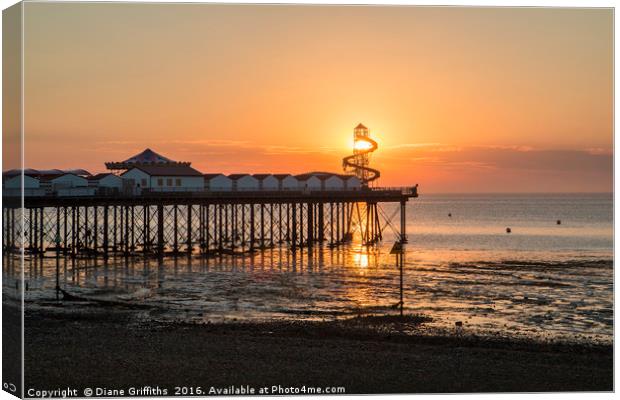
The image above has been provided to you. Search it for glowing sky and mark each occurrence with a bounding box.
[20,4,612,192]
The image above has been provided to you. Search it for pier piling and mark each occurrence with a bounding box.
[4,188,416,258]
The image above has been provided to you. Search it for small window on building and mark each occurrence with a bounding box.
[158,178,163,186]
[141,178,147,187]
[167,178,173,186]
[176,178,181,186]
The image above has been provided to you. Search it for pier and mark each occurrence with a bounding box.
[2,187,417,258]
[3,124,417,259]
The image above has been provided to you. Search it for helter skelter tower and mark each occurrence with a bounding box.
[342,123,381,186]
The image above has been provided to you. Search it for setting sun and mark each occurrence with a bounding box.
[353,140,374,151]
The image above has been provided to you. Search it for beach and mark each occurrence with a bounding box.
[9,193,613,394]
[20,304,612,394]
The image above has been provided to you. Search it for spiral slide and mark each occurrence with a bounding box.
[342,132,381,185]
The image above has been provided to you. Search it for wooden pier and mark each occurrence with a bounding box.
[2,187,417,258]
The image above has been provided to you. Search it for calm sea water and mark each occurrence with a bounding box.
[404,192,613,261]
[14,193,614,343]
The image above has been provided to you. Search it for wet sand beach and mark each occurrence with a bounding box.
[10,194,614,394]
[21,305,612,395]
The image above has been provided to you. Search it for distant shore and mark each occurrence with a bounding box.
[18,305,612,395]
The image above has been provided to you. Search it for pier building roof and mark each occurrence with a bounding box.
[105,148,191,171]
[122,148,172,164]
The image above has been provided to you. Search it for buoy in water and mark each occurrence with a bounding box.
[557,220,561,225]
[506,227,511,233]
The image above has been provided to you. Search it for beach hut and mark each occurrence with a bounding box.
[323,174,345,190]
[274,174,299,190]
[3,174,40,189]
[48,173,89,189]
[88,173,124,195]
[296,173,322,190]
[2,174,45,197]
[229,174,259,191]
[121,164,204,192]
[253,174,279,190]
[342,175,362,190]
[88,173,123,189]
[41,173,91,196]
[204,174,233,191]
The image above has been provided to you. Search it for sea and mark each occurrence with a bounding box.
[12,193,614,343]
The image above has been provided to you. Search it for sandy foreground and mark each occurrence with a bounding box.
[6,302,611,397]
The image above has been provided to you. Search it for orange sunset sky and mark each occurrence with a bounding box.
[15,4,613,192]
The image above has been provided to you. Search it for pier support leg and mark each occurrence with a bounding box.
[341,203,346,242]
[157,205,164,256]
[291,203,297,249]
[39,208,44,256]
[318,203,324,243]
[131,206,135,252]
[400,200,407,244]
[278,204,283,244]
[239,204,243,249]
[71,207,76,257]
[286,204,291,241]
[299,203,304,248]
[250,205,255,251]
[55,207,61,251]
[173,205,178,253]
[113,206,117,252]
[335,204,340,245]
[307,203,313,247]
[142,206,148,253]
[270,204,274,247]
[94,206,98,254]
[124,206,130,255]
[218,205,223,250]
[187,204,193,254]
[329,203,334,246]
[199,205,204,254]
[33,208,38,253]
[224,205,229,249]
[28,208,33,252]
[103,206,109,259]
[11,209,15,251]
[63,207,68,255]
[375,204,382,242]
[260,204,265,249]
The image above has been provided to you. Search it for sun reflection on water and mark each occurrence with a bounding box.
[353,251,369,269]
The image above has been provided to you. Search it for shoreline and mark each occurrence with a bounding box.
[10,255,613,347]
[18,305,613,394]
